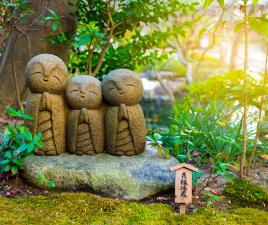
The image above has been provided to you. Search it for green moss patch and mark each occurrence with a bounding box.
[0,193,267,224]
[223,178,268,209]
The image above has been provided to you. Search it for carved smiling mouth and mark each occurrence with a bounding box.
[118,91,125,95]
[43,78,49,82]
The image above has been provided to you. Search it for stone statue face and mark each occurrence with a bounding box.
[101,69,143,106]
[66,75,102,109]
[25,54,68,93]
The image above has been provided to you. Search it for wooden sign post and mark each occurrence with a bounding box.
[170,163,198,214]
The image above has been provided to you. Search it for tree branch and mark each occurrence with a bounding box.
[0,37,12,76]
[153,67,175,102]
[194,8,225,75]
[167,40,193,85]
[88,48,93,75]
[91,0,115,76]
[12,37,23,111]
[15,27,32,58]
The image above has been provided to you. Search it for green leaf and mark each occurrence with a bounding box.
[22,114,33,121]
[165,149,171,159]
[7,107,33,120]
[11,166,18,175]
[154,133,162,140]
[47,181,56,188]
[36,140,44,148]
[3,165,11,172]
[22,130,33,141]
[7,107,20,117]
[12,159,23,166]
[193,171,204,179]
[253,0,259,6]
[157,146,162,156]
[26,143,35,153]
[5,151,12,159]
[249,16,268,40]
[77,34,90,46]
[52,23,58,31]
[0,159,10,166]
[203,0,213,9]
[234,22,243,33]
[48,9,58,17]
[17,144,27,154]
[34,133,43,142]
[217,0,224,8]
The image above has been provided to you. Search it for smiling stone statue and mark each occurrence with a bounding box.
[102,69,146,156]
[24,54,68,156]
[66,75,105,155]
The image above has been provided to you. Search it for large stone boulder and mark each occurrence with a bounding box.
[22,147,177,200]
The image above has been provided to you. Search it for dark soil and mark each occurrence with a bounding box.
[0,174,52,198]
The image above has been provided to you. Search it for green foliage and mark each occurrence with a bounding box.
[0,0,33,22]
[148,70,268,175]
[0,108,43,176]
[44,0,198,78]
[203,192,221,208]
[249,15,268,40]
[192,171,204,185]
[147,99,257,175]
[36,172,56,188]
[42,9,63,32]
[0,0,33,48]
[203,0,213,9]
[203,0,224,8]
[156,58,186,77]
[223,179,268,208]
[190,70,268,109]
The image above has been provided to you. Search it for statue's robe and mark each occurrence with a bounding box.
[105,104,146,156]
[25,92,67,155]
[67,107,105,155]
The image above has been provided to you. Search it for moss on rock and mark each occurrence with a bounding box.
[223,178,268,209]
[0,193,267,224]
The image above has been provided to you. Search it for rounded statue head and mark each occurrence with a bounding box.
[101,69,143,106]
[25,54,68,93]
[66,75,102,109]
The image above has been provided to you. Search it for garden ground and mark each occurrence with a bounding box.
[0,169,268,225]
[0,192,267,225]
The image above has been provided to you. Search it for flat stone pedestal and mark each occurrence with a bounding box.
[22,147,177,200]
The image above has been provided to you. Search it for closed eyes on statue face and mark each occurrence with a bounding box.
[27,62,67,93]
[66,82,102,110]
[102,77,143,106]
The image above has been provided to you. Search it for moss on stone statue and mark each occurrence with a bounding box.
[223,178,268,209]
[0,192,267,225]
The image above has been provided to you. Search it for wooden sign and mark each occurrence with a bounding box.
[170,163,198,214]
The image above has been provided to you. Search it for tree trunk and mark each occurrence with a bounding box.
[174,45,192,85]
[240,2,249,178]
[0,0,77,112]
[229,31,242,71]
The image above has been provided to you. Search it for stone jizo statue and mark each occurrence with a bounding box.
[66,75,105,155]
[102,69,146,156]
[24,54,68,155]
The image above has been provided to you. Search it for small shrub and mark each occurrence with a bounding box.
[0,107,43,176]
[223,178,268,208]
[147,99,259,176]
